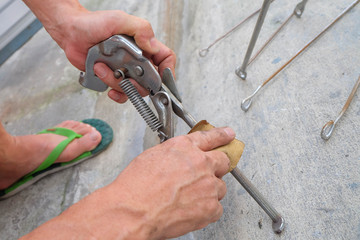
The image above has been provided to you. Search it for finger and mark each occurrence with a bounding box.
[108,86,149,104]
[94,62,149,97]
[188,127,235,151]
[93,62,122,92]
[206,151,230,178]
[104,11,175,73]
[150,40,177,77]
[107,11,160,55]
[216,178,227,200]
[108,90,128,104]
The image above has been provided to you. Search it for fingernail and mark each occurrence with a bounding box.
[149,37,160,53]
[94,64,107,78]
[90,130,100,141]
[223,127,235,138]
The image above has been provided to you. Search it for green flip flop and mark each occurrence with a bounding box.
[0,118,113,200]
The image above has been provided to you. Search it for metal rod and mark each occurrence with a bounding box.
[231,167,285,233]
[181,112,284,233]
[241,0,359,112]
[199,8,260,57]
[247,0,309,67]
[247,12,294,67]
[235,0,272,80]
[321,75,360,140]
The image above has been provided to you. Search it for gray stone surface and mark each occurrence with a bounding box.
[0,0,359,239]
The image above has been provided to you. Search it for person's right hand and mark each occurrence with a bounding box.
[26,127,236,240]
[106,127,235,239]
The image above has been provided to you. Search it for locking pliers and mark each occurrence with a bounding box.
[79,35,196,142]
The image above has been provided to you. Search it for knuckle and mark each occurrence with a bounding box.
[212,204,224,222]
[175,135,194,147]
[201,131,213,144]
[192,131,213,146]
[217,150,230,163]
[220,179,227,192]
[138,19,153,33]
[214,128,229,140]
[200,154,212,167]
[167,48,176,60]
[203,199,220,214]
[207,176,218,189]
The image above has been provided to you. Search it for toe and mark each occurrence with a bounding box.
[72,123,95,136]
[56,127,102,163]
[56,121,95,136]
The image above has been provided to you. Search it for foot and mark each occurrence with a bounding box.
[0,120,102,190]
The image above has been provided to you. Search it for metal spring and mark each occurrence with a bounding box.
[120,78,163,132]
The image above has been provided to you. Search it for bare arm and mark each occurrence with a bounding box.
[20,127,235,240]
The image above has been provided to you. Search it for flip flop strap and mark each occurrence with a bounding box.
[23,127,82,178]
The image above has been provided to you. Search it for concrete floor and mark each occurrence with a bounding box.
[0,0,359,239]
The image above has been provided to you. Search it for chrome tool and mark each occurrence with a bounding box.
[80,34,285,234]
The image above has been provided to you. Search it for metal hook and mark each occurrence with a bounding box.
[199,48,210,57]
[241,85,262,111]
[321,76,360,140]
[321,120,336,140]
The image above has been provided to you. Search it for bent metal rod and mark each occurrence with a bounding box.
[241,0,360,112]
[199,0,277,57]
[199,8,260,57]
[321,76,360,140]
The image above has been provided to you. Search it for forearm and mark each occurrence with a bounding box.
[20,183,157,240]
[20,127,233,239]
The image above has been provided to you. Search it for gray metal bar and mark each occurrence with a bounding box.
[235,0,272,80]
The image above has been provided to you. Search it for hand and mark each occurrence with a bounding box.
[23,0,176,103]
[108,127,235,239]
[53,9,176,103]
[62,9,176,103]
[22,127,235,240]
